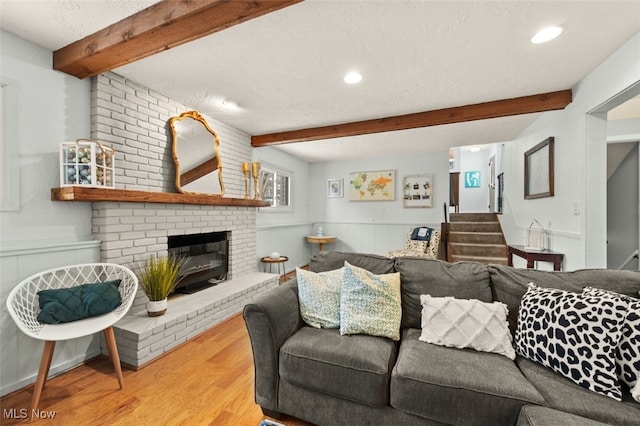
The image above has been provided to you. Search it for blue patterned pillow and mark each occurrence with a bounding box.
[297,267,343,328]
[340,262,402,341]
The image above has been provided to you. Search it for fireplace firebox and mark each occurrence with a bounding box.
[168,231,229,294]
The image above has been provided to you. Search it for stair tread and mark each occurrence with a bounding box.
[449,221,500,225]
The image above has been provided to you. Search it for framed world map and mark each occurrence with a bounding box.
[348,170,395,201]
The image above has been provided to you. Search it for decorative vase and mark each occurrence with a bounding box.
[146,298,167,317]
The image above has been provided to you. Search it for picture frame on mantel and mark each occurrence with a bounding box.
[524,137,554,199]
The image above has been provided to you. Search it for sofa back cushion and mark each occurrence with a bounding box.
[309,251,395,275]
[488,264,640,334]
[394,258,492,329]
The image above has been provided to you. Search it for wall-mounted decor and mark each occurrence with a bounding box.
[464,171,481,188]
[403,174,433,208]
[60,139,115,188]
[327,178,343,198]
[525,137,554,199]
[348,170,395,201]
[169,110,224,196]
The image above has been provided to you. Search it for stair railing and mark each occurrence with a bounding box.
[442,202,449,262]
[618,249,639,270]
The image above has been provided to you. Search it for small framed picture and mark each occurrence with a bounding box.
[327,178,343,198]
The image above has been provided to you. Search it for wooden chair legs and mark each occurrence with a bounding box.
[31,340,55,413]
[103,326,124,389]
[30,329,124,414]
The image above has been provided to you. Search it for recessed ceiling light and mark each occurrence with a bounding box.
[531,26,564,44]
[221,98,239,110]
[344,71,363,85]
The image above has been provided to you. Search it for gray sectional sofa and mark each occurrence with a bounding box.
[243,252,640,425]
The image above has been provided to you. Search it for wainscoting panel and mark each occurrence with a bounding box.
[256,223,314,274]
[312,222,440,257]
[0,240,100,396]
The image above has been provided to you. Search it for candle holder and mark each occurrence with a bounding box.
[242,162,250,199]
[252,162,261,200]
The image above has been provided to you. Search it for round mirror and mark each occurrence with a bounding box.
[169,111,224,196]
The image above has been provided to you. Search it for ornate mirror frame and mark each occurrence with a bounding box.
[169,110,225,196]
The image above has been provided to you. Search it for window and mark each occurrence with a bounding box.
[261,166,292,211]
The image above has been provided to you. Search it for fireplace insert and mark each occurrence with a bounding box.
[168,231,229,294]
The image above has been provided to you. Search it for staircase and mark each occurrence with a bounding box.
[447,213,508,265]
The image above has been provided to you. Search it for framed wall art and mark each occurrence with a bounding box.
[524,137,554,199]
[464,171,481,188]
[348,170,395,201]
[327,178,343,198]
[403,174,433,208]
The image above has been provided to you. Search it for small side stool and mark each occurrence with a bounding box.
[260,256,288,282]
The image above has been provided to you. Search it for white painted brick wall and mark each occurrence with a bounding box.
[91,72,250,197]
[91,73,273,367]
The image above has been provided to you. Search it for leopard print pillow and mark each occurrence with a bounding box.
[515,283,628,400]
[583,287,640,403]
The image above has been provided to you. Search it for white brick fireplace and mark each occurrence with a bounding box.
[90,73,277,368]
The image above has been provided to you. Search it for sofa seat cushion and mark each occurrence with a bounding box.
[391,328,544,426]
[280,326,397,407]
[517,405,610,426]
[517,357,640,426]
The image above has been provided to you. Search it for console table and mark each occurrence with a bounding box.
[507,245,564,271]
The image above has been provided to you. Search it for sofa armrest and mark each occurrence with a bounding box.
[243,280,302,413]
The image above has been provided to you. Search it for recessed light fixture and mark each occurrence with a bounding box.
[531,25,564,44]
[344,71,363,85]
[221,98,239,110]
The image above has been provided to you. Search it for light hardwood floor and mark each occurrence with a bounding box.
[0,314,311,426]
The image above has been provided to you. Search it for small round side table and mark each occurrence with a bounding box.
[260,256,288,278]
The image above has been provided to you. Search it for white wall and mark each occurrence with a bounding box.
[458,146,494,213]
[0,30,92,244]
[255,147,312,273]
[0,30,100,396]
[500,32,640,270]
[607,143,639,270]
[308,151,449,256]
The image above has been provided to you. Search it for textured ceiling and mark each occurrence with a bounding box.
[1,0,639,162]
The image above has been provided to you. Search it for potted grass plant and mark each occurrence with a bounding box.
[138,254,185,317]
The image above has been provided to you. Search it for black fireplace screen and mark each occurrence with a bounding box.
[168,231,229,294]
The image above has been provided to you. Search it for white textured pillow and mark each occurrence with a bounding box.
[296,267,343,329]
[419,295,515,360]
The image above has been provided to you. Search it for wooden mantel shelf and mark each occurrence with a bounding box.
[51,186,271,207]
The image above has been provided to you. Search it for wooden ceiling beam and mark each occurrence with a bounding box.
[251,89,573,147]
[53,0,302,79]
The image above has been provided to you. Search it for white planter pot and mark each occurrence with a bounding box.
[146,298,167,317]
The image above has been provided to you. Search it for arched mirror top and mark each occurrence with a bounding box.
[169,110,224,196]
